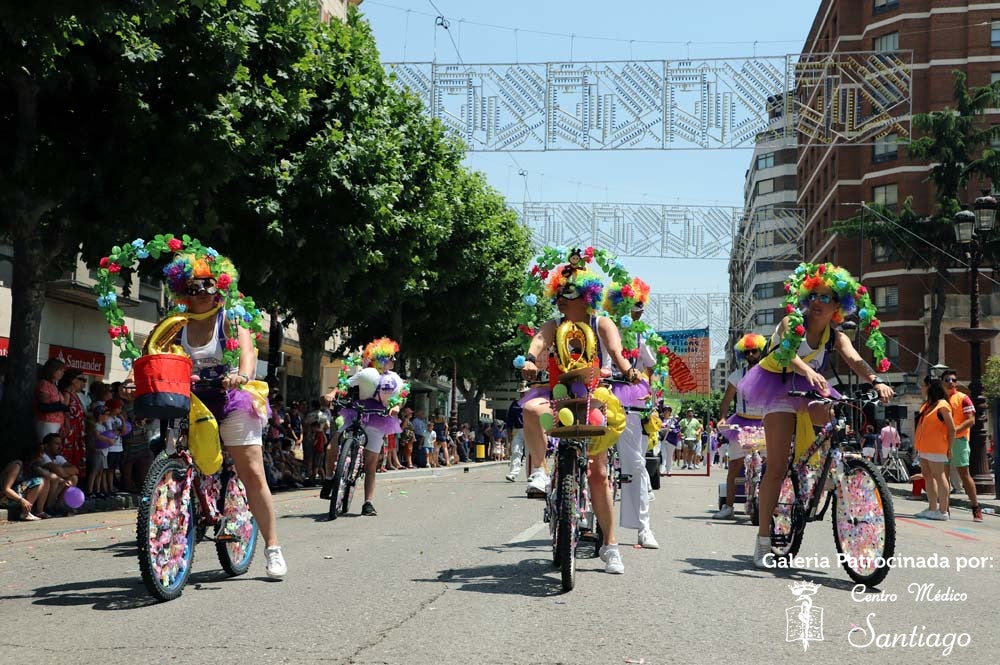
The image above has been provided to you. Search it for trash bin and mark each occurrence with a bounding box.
[475,443,486,462]
[645,454,661,490]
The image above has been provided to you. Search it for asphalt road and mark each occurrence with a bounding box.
[2,463,999,664]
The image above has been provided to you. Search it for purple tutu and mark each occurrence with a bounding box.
[518,381,589,407]
[722,414,762,431]
[341,398,401,436]
[609,380,651,408]
[737,365,842,414]
[195,387,269,424]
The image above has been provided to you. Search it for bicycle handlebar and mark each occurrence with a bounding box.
[787,389,880,404]
[332,399,391,416]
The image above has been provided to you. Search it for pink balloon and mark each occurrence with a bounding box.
[588,408,605,426]
[64,486,85,509]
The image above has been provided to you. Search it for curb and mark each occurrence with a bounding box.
[886,482,1000,514]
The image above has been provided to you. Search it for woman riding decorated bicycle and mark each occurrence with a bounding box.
[519,255,637,575]
[100,237,287,578]
[738,262,893,568]
[321,338,408,517]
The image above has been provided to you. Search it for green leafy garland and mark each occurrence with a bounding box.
[774,262,890,373]
[93,233,264,370]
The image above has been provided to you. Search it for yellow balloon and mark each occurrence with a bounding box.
[552,383,569,400]
[539,413,555,432]
[558,407,574,427]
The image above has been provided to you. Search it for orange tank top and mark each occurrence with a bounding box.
[914,401,949,456]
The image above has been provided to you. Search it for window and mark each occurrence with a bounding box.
[874,285,899,313]
[755,230,774,247]
[873,0,898,14]
[872,242,898,264]
[992,72,1000,85]
[993,20,1000,47]
[874,32,899,53]
[756,152,775,170]
[873,133,898,163]
[757,178,774,195]
[885,336,900,362]
[756,309,776,325]
[872,183,898,211]
[754,282,776,299]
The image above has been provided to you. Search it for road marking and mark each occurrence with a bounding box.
[944,530,979,541]
[508,521,546,544]
[897,517,935,529]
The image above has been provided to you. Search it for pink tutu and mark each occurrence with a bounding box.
[737,365,841,414]
[609,380,651,408]
[721,414,762,431]
[518,382,589,407]
[341,399,401,436]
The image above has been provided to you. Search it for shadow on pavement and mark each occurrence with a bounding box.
[20,569,253,611]
[678,555,858,591]
[73,540,138,558]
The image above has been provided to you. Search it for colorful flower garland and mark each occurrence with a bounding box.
[93,233,264,370]
[512,246,669,386]
[774,262,890,373]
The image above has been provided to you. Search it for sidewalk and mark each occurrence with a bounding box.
[886,481,1000,515]
[0,460,510,524]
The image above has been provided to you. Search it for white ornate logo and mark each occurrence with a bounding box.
[786,582,824,651]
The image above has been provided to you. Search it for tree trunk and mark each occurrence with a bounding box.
[0,227,51,463]
[926,266,949,366]
[297,319,328,403]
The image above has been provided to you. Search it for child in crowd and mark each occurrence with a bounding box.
[87,404,114,498]
[310,420,327,482]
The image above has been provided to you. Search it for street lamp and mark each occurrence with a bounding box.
[951,193,999,496]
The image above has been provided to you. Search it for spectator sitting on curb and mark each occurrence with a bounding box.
[1,458,51,521]
[36,433,78,514]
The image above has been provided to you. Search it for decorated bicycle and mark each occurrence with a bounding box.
[737,261,895,585]
[512,246,666,589]
[94,234,284,601]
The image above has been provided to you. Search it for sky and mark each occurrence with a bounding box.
[360,0,823,354]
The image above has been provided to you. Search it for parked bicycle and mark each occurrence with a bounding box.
[328,398,389,520]
[770,389,896,587]
[136,379,259,602]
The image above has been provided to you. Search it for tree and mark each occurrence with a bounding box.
[833,71,1000,366]
[0,1,271,460]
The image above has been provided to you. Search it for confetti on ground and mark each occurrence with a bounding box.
[324,556,334,559]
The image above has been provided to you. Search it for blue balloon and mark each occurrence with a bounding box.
[524,294,538,307]
[621,315,633,328]
[513,355,526,369]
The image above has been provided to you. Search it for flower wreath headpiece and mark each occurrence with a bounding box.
[775,262,890,372]
[734,333,767,357]
[335,340,410,408]
[512,247,669,382]
[93,233,264,370]
[363,337,400,367]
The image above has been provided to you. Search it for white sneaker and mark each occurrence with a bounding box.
[505,472,517,482]
[638,530,660,549]
[713,504,735,520]
[647,490,656,502]
[526,468,550,495]
[265,546,287,578]
[600,545,625,574]
[914,508,933,519]
[752,535,771,568]
[926,510,950,521]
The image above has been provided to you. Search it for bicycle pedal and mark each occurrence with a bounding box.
[619,474,633,484]
[215,534,237,542]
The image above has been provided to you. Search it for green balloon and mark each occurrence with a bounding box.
[335,416,345,429]
[552,383,569,400]
[539,412,555,432]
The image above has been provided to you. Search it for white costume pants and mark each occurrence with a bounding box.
[618,412,651,533]
[508,429,525,478]
[660,439,675,475]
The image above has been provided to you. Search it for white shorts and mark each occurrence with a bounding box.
[37,421,62,443]
[728,444,748,461]
[218,411,264,447]
[920,452,948,464]
[862,447,876,458]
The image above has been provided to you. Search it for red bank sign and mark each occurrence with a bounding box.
[48,344,106,376]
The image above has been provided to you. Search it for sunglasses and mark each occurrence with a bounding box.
[557,289,582,301]
[186,278,218,296]
[943,377,958,384]
[377,356,397,363]
[807,293,838,304]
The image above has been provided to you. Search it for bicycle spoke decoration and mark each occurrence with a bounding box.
[221,476,255,562]
[835,465,887,575]
[149,472,193,588]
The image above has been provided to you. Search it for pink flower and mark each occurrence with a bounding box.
[99,257,110,269]
[870,319,880,330]
[857,285,868,295]
[621,284,635,298]
[121,325,129,336]
[108,262,121,273]
[584,246,595,258]
[108,326,121,339]
[878,358,891,372]
[225,338,240,351]
[217,274,232,289]
[658,345,668,355]
[531,265,539,275]
[540,270,549,279]
[794,325,805,335]
[784,284,792,293]
[167,238,183,251]
[785,304,795,314]
[817,264,826,274]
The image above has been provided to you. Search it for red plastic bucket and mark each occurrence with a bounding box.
[132,353,192,419]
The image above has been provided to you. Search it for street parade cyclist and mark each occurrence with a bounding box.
[602,278,660,549]
[105,239,287,578]
[737,262,894,568]
[321,338,408,516]
[519,261,637,575]
[714,332,766,520]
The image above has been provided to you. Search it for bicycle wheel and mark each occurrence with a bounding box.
[832,457,896,587]
[556,447,580,592]
[329,435,363,519]
[136,455,196,601]
[770,470,804,563]
[215,470,259,576]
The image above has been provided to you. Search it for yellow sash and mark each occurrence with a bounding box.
[757,325,832,462]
